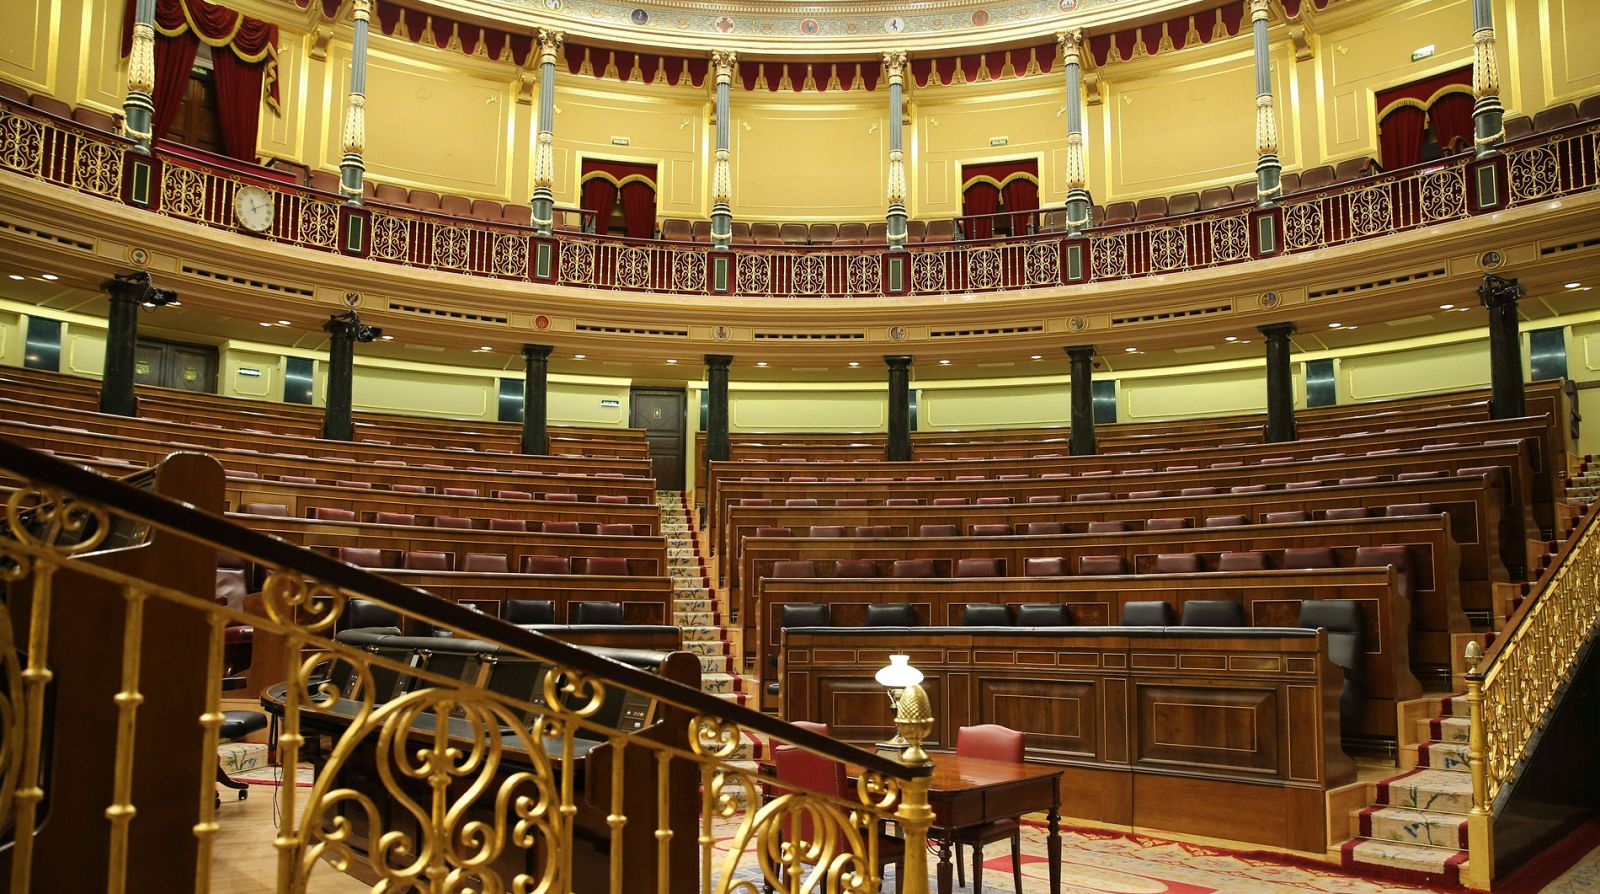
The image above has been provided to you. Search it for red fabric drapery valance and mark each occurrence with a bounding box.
[1375,66,1473,123]
[907,44,1054,89]
[1087,1,1248,67]
[580,158,658,190]
[121,0,279,111]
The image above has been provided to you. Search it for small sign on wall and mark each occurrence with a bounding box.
[237,367,262,377]
[600,398,620,408]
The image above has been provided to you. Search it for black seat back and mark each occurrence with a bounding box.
[962,604,1013,626]
[1180,600,1246,627]
[1120,601,1175,626]
[569,601,625,625]
[345,598,401,630]
[504,599,556,625]
[865,604,919,627]
[780,603,831,628]
[1015,604,1071,627]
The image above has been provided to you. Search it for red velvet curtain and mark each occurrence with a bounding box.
[1002,177,1040,236]
[151,29,200,141]
[211,48,262,160]
[1430,92,1475,154]
[962,182,1000,239]
[580,178,618,234]
[620,180,657,239]
[1379,105,1427,170]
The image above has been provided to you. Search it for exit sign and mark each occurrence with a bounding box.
[611,136,630,146]
[1411,45,1435,61]
[990,136,1009,146]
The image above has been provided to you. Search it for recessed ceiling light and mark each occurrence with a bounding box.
[1125,347,1138,352]
[168,300,180,306]
[39,274,58,281]
[755,361,768,367]
[478,346,493,351]
[1565,282,1582,289]
[277,320,292,326]
[380,334,395,340]
[1029,354,1042,360]
[259,322,273,327]
[1345,325,1358,330]
[1328,322,1342,328]
[6,274,22,281]
[573,353,586,359]
[1224,336,1238,342]
[938,359,951,365]
[665,359,677,364]
[1439,303,1454,310]
[848,361,860,367]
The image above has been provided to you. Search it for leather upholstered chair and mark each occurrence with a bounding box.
[345,598,401,630]
[584,557,631,576]
[521,555,571,575]
[569,601,625,625]
[955,558,1003,578]
[1298,599,1365,728]
[462,553,508,573]
[865,604,919,627]
[770,746,905,886]
[1217,551,1268,571]
[404,551,451,571]
[1078,555,1126,575]
[833,559,878,578]
[771,560,815,578]
[1181,600,1246,627]
[1281,547,1336,569]
[953,724,1028,894]
[1121,601,1174,626]
[1144,518,1191,531]
[504,600,556,624]
[1153,553,1201,573]
[891,559,937,578]
[338,547,385,568]
[962,604,1013,626]
[1023,557,1066,577]
[1015,604,1071,627]
[781,603,831,629]
[919,524,959,538]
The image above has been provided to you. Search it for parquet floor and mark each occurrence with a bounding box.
[210,782,370,893]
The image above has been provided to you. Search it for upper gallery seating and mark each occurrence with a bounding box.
[11,84,1591,248]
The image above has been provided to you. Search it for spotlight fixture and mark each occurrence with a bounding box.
[756,361,768,367]
[1439,304,1454,310]
[327,309,383,343]
[1124,347,1139,352]
[259,322,274,327]
[1225,336,1238,342]
[1565,282,1582,289]
[573,354,586,359]
[479,346,493,351]
[938,359,951,365]
[848,361,860,367]
[277,320,292,326]
[380,334,395,341]
[40,274,58,281]
[1029,355,1042,360]
[666,359,677,364]
[1328,322,1342,328]
[1479,273,1525,308]
[106,270,178,308]
[7,274,22,281]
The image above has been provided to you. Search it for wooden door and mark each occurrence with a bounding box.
[629,388,685,491]
[135,338,219,393]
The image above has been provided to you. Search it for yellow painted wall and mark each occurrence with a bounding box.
[5,0,1580,217]
[0,310,19,367]
[729,387,885,433]
[1338,338,1489,402]
[920,380,1071,430]
[549,379,632,428]
[221,348,285,401]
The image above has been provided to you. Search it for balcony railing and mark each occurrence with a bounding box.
[0,97,1594,299]
[0,437,934,892]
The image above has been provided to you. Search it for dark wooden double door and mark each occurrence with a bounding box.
[135,338,217,393]
[629,388,685,491]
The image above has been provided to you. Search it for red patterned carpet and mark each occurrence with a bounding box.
[712,816,1600,893]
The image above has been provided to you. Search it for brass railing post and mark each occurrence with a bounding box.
[890,683,934,894]
[1463,641,1494,889]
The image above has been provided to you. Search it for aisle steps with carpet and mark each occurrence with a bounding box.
[1341,693,1474,885]
[1336,467,1594,887]
[659,491,746,704]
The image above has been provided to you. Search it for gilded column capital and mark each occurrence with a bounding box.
[537,29,565,66]
[1251,0,1271,23]
[127,22,156,97]
[1255,92,1279,157]
[883,50,908,87]
[1472,26,1499,100]
[1056,29,1083,65]
[351,0,370,22]
[711,49,738,84]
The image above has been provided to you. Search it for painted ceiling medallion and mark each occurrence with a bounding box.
[541,0,561,9]
[888,325,908,341]
[1261,291,1282,308]
[800,18,819,36]
[631,9,648,25]
[716,16,735,33]
[884,17,906,34]
[713,325,731,340]
[534,314,551,330]
[971,9,991,26]
[1067,315,1087,331]
[1059,0,1078,11]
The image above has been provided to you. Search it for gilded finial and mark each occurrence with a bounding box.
[1464,639,1482,674]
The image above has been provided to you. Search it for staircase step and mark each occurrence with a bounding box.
[1341,837,1468,884]
[1375,768,1474,815]
[1412,739,1470,772]
[1418,715,1470,744]
[1356,806,1468,849]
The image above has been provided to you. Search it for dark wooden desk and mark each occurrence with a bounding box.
[763,752,1062,894]
[920,753,1062,894]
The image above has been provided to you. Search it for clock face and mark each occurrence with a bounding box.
[233,186,275,234]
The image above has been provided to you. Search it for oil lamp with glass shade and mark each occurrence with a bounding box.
[875,655,933,766]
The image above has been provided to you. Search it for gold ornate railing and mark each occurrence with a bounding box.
[1,97,1596,300]
[0,438,932,893]
[1462,499,1600,887]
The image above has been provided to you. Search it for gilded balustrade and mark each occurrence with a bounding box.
[1462,501,1600,886]
[0,440,932,893]
[1,96,1596,300]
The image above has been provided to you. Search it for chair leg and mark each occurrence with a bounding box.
[1010,830,1023,894]
[972,843,985,894]
[956,842,965,887]
[215,762,248,792]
